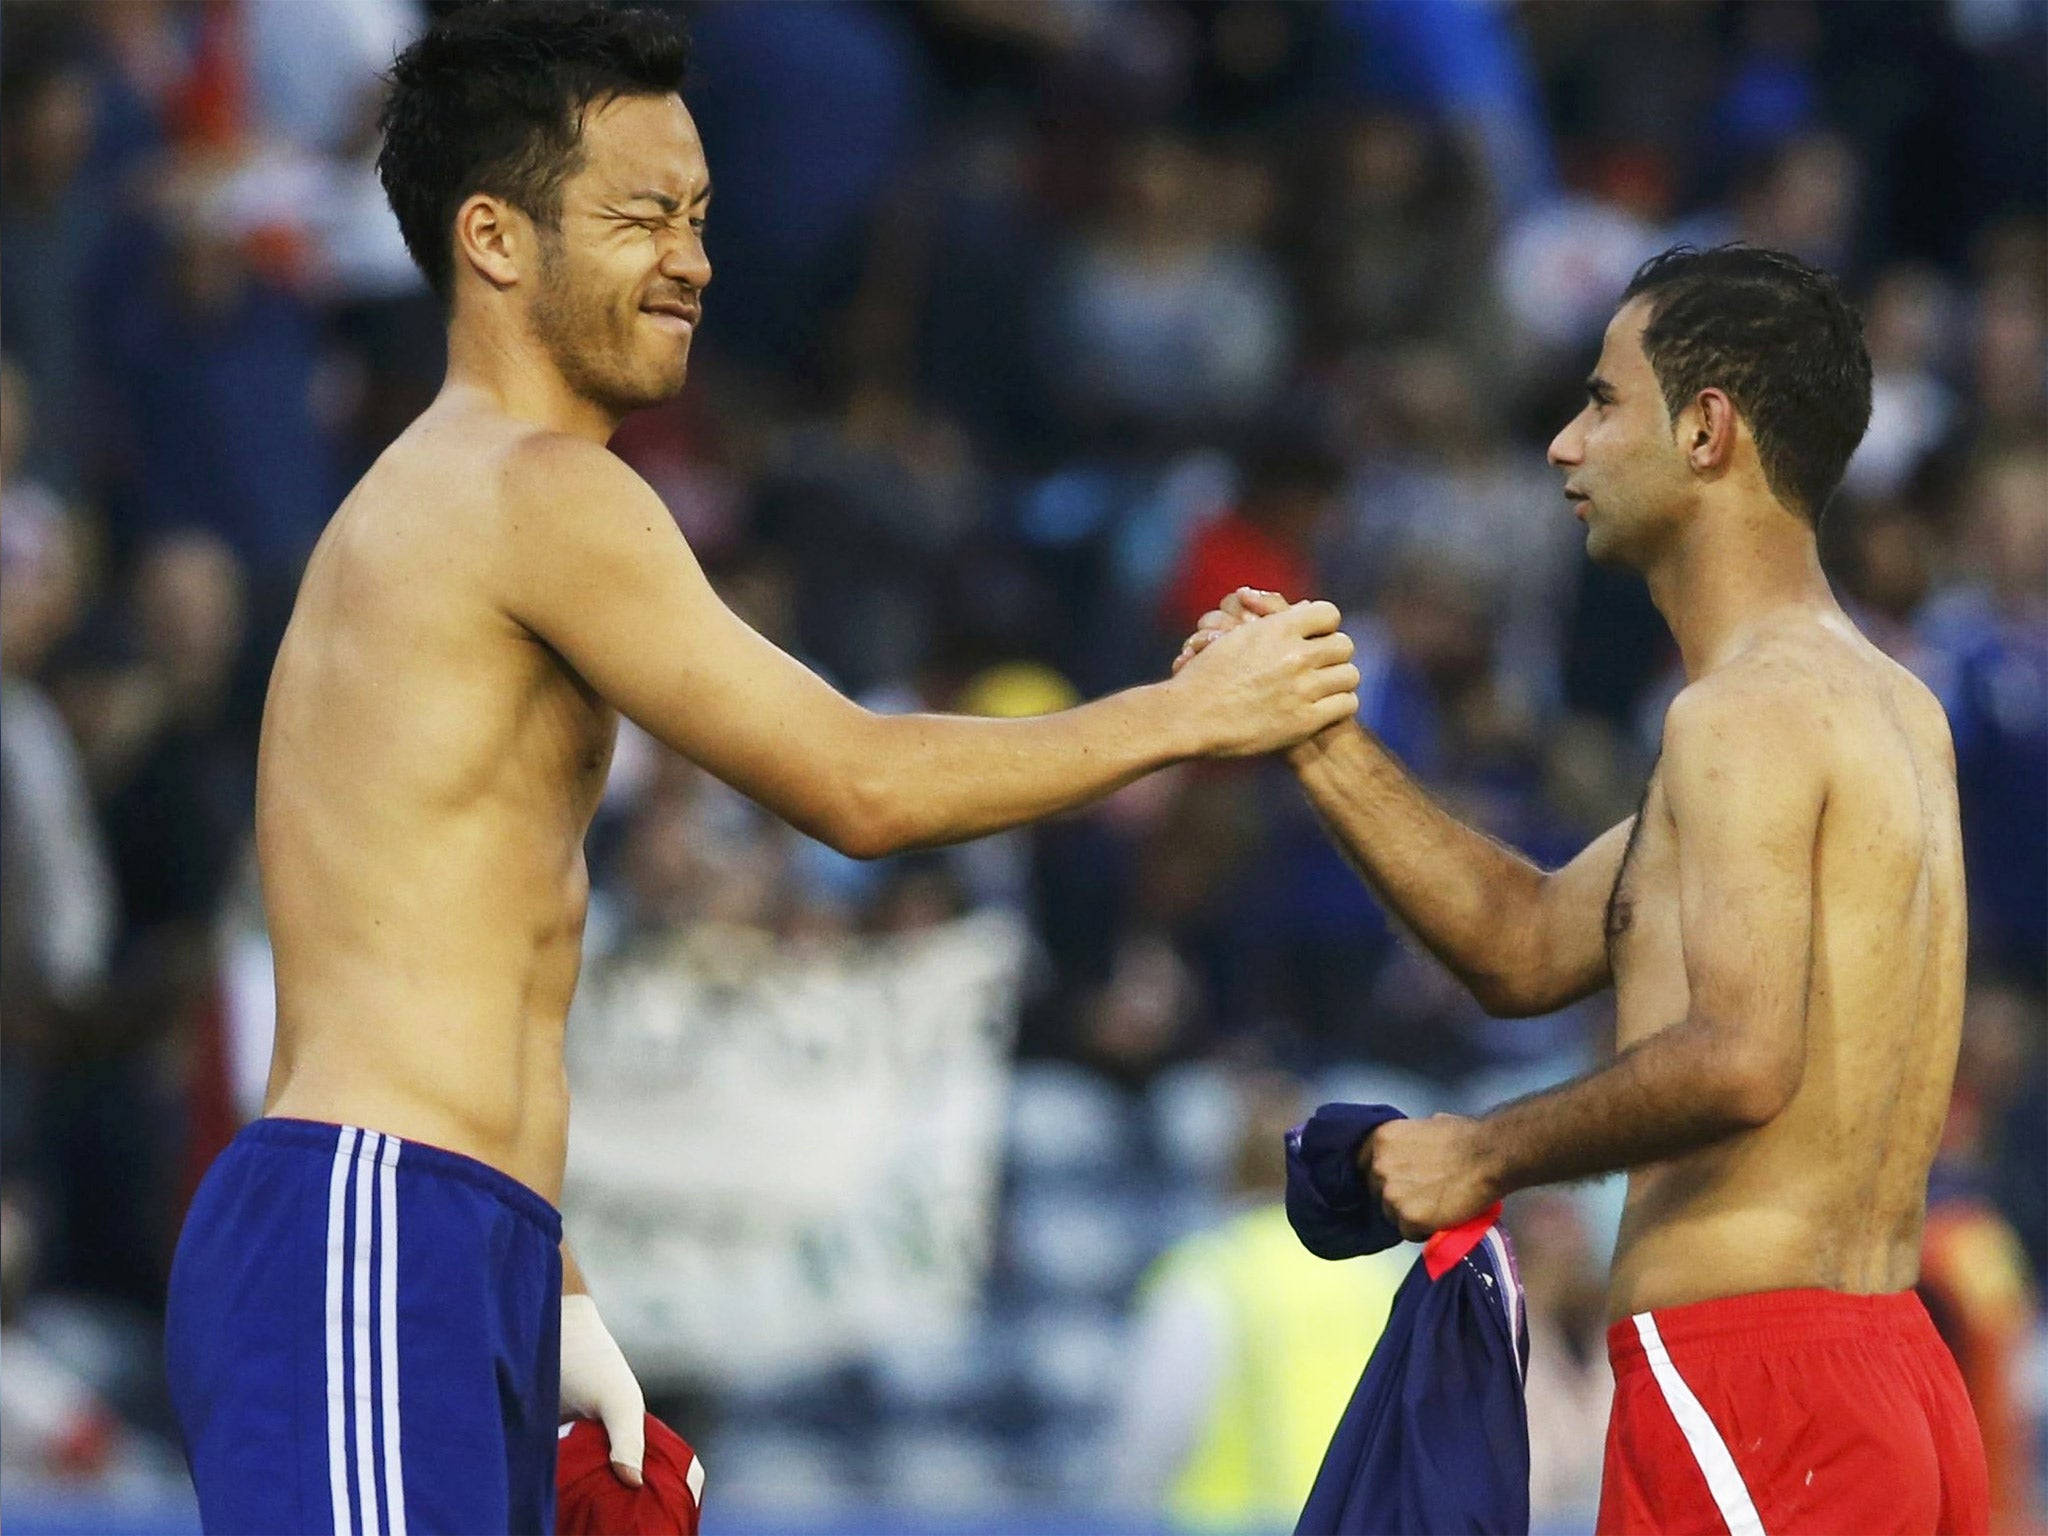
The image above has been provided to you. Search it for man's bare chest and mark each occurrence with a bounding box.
[481,640,620,832]
[1607,772,1688,1030]
[547,667,619,823]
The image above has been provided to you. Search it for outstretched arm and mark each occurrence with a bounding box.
[498,441,1361,858]
[1182,589,1624,1016]
[1363,678,1822,1235]
[1289,721,1628,1016]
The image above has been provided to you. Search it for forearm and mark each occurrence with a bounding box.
[1287,722,1545,1001]
[1477,1017,1775,1194]
[562,1242,588,1296]
[849,682,1199,855]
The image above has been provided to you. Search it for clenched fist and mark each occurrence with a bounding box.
[1359,1113,1504,1241]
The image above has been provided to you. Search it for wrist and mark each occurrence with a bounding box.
[1294,716,1370,771]
[1284,722,1343,773]
[1468,1117,1512,1202]
[1144,676,1213,761]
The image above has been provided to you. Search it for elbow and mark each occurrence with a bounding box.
[1464,932,1563,1019]
[1469,972,1535,1019]
[817,765,914,861]
[827,818,905,862]
[1716,1042,1802,1129]
[1469,969,1555,1019]
[1466,880,1567,1018]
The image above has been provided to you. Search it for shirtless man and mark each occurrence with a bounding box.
[159,6,1361,1531]
[1183,246,1989,1534]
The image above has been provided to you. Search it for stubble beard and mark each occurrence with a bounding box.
[530,233,682,420]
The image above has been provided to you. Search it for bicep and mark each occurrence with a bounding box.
[1665,696,1822,1094]
[500,449,873,838]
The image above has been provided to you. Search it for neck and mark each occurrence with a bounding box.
[441,311,622,444]
[1643,496,1839,680]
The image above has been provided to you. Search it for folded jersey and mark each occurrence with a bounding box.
[1286,1102,1531,1536]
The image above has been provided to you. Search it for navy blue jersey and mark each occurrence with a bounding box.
[1287,1103,1531,1536]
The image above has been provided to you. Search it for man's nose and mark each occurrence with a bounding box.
[660,235,710,291]
[1547,417,1582,469]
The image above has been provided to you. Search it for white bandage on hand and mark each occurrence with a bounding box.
[560,1294,646,1488]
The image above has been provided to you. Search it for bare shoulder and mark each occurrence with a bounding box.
[335,409,613,545]
[357,405,655,535]
[1653,636,1845,835]
[496,428,664,530]
[473,425,718,658]
[1659,621,1954,806]
[1873,645,1958,775]
[485,429,686,605]
[1660,641,1833,764]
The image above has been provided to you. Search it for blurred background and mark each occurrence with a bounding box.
[1,0,2042,1532]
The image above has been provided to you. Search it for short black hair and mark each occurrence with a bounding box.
[1621,244,1872,525]
[377,2,691,304]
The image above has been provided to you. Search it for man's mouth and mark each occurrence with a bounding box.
[1564,488,1590,519]
[641,297,700,330]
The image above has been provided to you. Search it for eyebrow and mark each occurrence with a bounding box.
[622,183,712,214]
[622,189,682,215]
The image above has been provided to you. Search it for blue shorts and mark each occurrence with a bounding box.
[166,1118,564,1534]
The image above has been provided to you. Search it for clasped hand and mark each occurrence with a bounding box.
[1361,1113,1504,1241]
[1165,590,1360,757]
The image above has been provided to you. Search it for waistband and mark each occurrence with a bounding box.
[236,1116,563,1245]
[1608,1286,1931,1373]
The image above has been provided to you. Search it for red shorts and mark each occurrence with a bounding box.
[1597,1288,1990,1535]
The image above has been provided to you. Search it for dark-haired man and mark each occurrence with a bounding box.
[160,5,1362,1531]
[1184,246,1990,1534]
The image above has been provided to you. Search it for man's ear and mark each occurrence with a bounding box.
[452,193,526,293]
[1681,388,1739,475]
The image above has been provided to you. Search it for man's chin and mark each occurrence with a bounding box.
[607,361,692,415]
[651,346,692,399]
[1582,521,1629,567]
[1583,519,1659,571]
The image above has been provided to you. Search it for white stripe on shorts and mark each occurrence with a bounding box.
[1634,1311,1767,1536]
[325,1128,359,1536]
[378,1133,407,1536]
[352,1131,383,1535]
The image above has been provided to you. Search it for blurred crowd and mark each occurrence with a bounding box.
[0,0,2042,1524]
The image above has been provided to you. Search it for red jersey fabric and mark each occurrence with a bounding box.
[557,1414,704,1536]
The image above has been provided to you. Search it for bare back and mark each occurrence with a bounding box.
[1604,617,1966,1316]
[259,402,617,1200]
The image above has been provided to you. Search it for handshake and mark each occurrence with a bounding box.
[1164,585,1360,758]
